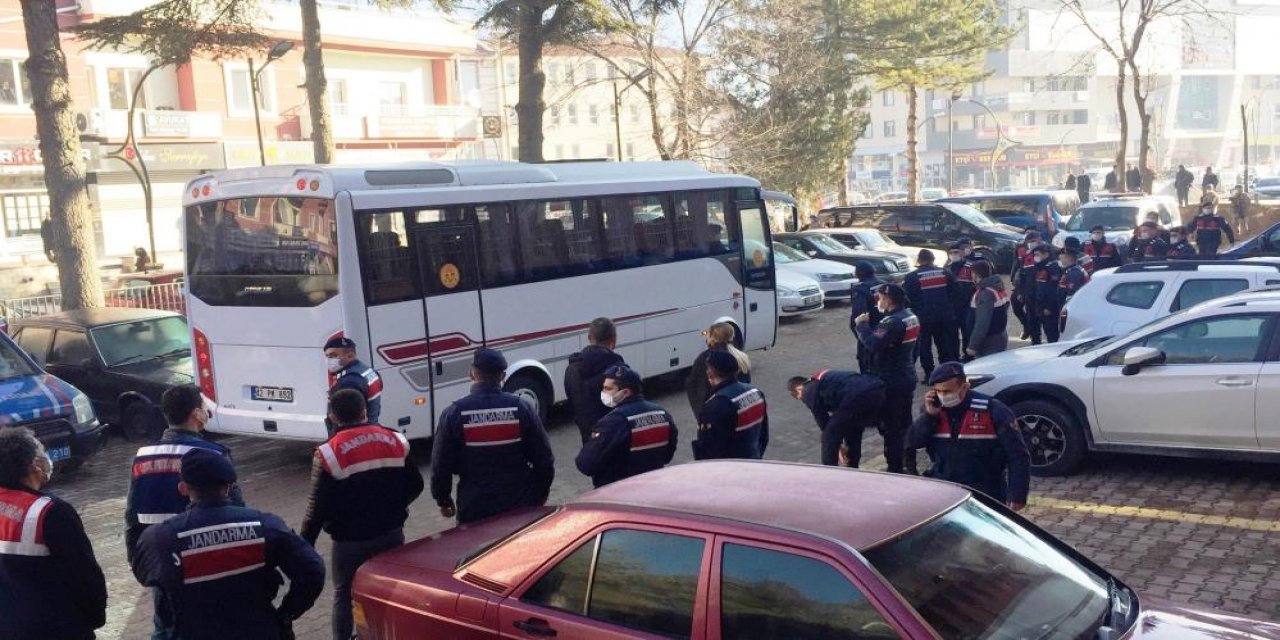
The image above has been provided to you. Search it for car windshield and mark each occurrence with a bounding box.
[91,316,191,367]
[864,498,1111,640]
[938,203,1000,228]
[773,242,809,264]
[1066,206,1139,231]
[857,230,896,249]
[0,337,37,381]
[805,234,855,253]
[952,198,1040,216]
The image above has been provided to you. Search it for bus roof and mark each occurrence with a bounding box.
[762,190,797,205]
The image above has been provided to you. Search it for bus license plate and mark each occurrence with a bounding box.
[47,445,71,463]
[251,386,294,403]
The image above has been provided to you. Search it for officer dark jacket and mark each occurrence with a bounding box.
[564,345,626,434]
[430,382,555,523]
[970,275,1010,341]
[903,265,957,324]
[124,428,244,563]
[1057,264,1090,306]
[855,308,920,388]
[331,360,382,424]
[1129,235,1169,262]
[300,424,424,545]
[1167,240,1196,258]
[685,346,751,416]
[1032,259,1063,310]
[849,277,884,333]
[693,380,768,460]
[1011,243,1036,286]
[576,396,677,487]
[1192,212,1236,248]
[799,370,886,431]
[1083,239,1123,271]
[907,392,1030,504]
[0,484,107,640]
[133,498,324,640]
[948,260,976,319]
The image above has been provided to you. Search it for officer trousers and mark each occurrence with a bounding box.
[881,384,913,474]
[1010,297,1028,338]
[1034,307,1061,343]
[917,320,960,375]
[332,529,405,640]
[1197,241,1219,257]
[820,389,884,467]
[970,331,1009,358]
[957,307,974,352]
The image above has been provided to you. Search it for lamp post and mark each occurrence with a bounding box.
[954,97,1016,190]
[249,40,295,166]
[947,90,960,193]
[612,69,651,161]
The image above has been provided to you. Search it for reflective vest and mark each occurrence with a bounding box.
[724,387,766,434]
[316,425,409,481]
[131,440,229,525]
[971,285,1010,336]
[934,395,997,440]
[0,487,53,557]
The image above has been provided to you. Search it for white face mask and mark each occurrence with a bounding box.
[1091,233,1104,241]
[601,390,621,408]
[876,301,890,314]
[37,455,52,485]
[1171,236,1182,244]
[939,390,964,408]
[326,357,342,373]
[1058,259,1070,269]
[1140,233,1152,241]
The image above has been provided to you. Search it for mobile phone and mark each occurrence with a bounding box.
[928,395,942,409]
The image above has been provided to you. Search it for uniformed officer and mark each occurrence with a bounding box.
[1010,230,1040,335]
[1031,243,1064,344]
[324,336,382,427]
[907,362,1031,510]
[903,249,959,380]
[132,449,325,640]
[693,350,768,460]
[125,384,244,640]
[430,348,555,523]
[947,239,977,348]
[1167,226,1196,259]
[1129,221,1169,262]
[788,369,886,467]
[965,259,1011,359]
[1060,236,1093,273]
[576,365,678,486]
[854,283,918,474]
[1192,203,1236,256]
[301,389,424,640]
[1083,225,1124,271]
[1057,248,1090,309]
[849,261,884,373]
[0,428,107,640]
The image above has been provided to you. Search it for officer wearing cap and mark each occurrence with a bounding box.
[0,428,107,640]
[1057,248,1090,311]
[1083,225,1124,271]
[903,248,959,381]
[132,449,325,640]
[788,369,885,467]
[576,366,678,486]
[430,348,555,523]
[1192,201,1235,256]
[301,389,423,640]
[849,261,884,373]
[1011,230,1040,339]
[947,239,977,348]
[1167,226,1196,259]
[1129,221,1168,262]
[693,351,767,460]
[1028,243,1062,344]
[854,283,918,474]
[324,336,382,427]
[908,362,1030,511]
[1060,236,1093,273]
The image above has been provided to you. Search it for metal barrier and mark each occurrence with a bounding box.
[1,281,186,321]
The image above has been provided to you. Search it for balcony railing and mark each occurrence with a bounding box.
[361,105,480,140]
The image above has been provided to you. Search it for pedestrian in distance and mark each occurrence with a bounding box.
[430,348,555,524]
[1028,243,1062,344]
[0,428,107,640]
[965,260,1010,360]
[685,321,751,418]
[693,350,767,461]
[1230,186,1251,235]
[576,365,678,487]
[1125,163,1142,192]
[1083,225,1124,271]
[903,248,959,381]
[1175,164,1194,207]
[324,336,382,429]
[1064,173,1076,191]
[1075,167,1092,204]
[132,449,325,640]
[788,369,886,468]
[1166,226,1196,259]
[1191,201,1235,256]
[125,384,244,640]
[1202,166,1220,193]
[564,317,626,443]
[1104,166,1119,192]
[849,261,884,374]
[300,389,424,640]
[907,362,1031,511]
[1010,229,1040,339]
[854,283,919,474]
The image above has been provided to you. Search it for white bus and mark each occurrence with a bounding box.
[181,160,777,441]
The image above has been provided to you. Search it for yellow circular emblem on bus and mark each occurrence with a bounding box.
[439,263,461,289]
[751,248,766,268]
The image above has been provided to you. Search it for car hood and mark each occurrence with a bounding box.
[775,268,822,290]
[778,258,855,278]
[1124,598,1280,638]
[0,374,78,425]
[111,356,195,386]
[966,338,1093,373]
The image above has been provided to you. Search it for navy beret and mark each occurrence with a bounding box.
[1090,225,1105,232]
[472,347,507,374]
[604,365,642,390]
[181,448,237,486]
[875,282,907,304]
[324,336,356,350]
[705,349,740,375]
[927,361,967,385]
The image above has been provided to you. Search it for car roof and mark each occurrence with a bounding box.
[776,232,902,259]
[570,461,969,550]
[12,307,182,329]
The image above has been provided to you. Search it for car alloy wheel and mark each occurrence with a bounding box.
[1017,413,1067,467]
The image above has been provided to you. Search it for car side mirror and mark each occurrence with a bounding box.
[1121,346,1164,376]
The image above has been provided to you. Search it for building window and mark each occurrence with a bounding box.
[566,104,578,125]
[588,104,600,125]
[565,65,575,84]
[625,142,635,160]
[504,61,517,83]
[881,91,895,106]
[1022,77,1036,93]
[107,67,148,110]
[1,192,48,240]
[227,67,276,116]
[547,63,561,83]
[554,144,565,159]
[1071,109,1089,124]
[607,64,619,80]
[862,121,873,139]
[629,104,641,124]
[1046,111,1061,125]
[0,59,30,108]
[585,63,597,82]
[610,102,618,123]
[328,78,348,116]
[549,106,560,126]
[883,120,896,137]
[571,143,580,158]
[605,142,615,158]
[973,114,985,131]
[379,81,407,115]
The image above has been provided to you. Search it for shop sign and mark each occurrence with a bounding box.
[142,112,193,137]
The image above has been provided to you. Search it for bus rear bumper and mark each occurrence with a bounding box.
[207,406,329,442]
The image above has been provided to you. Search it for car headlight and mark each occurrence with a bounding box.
[71,391,96,425]
[777,286,797,296]
[966,374,995,388]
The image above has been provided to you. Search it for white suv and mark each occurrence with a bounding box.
[967,289,1280,476]
[1061,260,1280,340]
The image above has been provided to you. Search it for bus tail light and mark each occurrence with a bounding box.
[194,327,217,402]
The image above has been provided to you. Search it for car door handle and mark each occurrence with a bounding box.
[1215,377,1253,387]
[513,618,558,637]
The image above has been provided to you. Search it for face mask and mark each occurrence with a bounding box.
[1025,239,1036,247]
[1140,233,1152,241]
[949,253,963,263]
[38,455,52,485]
[939,391,964,408]
[1058,259,1070,269]
[1171,236,1181,244]
[326,357,342,373]
[1091,233,1104,241]
[601,390,620,408]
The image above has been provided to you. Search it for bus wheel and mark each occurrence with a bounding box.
[505,372,550,423]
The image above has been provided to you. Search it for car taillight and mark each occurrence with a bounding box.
[193,327,216,402]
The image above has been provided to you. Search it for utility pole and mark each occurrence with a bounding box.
[1242,104,1250,193]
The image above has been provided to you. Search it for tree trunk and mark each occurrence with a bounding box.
[22,0,101,310]
[515,7,546,163]
[905,84,919,203]
[300,0,333,164]
[838,156,849,206]
[1127,60,1153,194]
[1112,58,1128,192]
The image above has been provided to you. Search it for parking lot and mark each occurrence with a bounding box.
[50,299,1280,638]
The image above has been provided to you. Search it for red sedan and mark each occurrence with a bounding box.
[353,461,1280,639]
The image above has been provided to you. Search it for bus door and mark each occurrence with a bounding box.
[737,198,777,350]
[413,223,486,430]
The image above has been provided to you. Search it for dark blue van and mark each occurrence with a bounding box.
[0,329,105,469]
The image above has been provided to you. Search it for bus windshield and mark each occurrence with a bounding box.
[185,197,339,307]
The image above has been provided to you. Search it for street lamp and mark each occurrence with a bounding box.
[947,97,1016,190]
[249,40,294,166]
[612,69,651,161]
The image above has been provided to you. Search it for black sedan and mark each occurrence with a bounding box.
[774,231,910,283]
[9,308,193,441]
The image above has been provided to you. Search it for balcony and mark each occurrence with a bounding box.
[332,105,480,141]
[86,109,224,140]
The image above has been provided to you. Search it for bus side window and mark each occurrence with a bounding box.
[630,195,674,265]
[474,204,521,288]
[358,211,418,304]
[602,197,641,270]
[562,199,603,276]
[518,201,568,282]
[706,192,737,256]
[674,191,711,260]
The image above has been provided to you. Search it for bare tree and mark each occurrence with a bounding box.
[300,0,333,163]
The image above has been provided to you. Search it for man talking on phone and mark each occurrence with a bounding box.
[907,362,1031,511]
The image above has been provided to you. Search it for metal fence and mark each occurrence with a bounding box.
[0,282,186,322]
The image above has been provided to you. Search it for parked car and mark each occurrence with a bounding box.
[1054,195,1177,250]
[773,231,909,283]
[8,308,194,441]
[815,203,1024,272]
[772,242,856,301]
[812,227,948,267]
[873,191,908,203]
[774,268,825,317]
[352,460,1280,639]
[968,288,1280,476]
[105,269,187,315]
[938,190,1080,239]
[1061,260,1280,339]
[1222,221,1280,258]
[0,329,105,470]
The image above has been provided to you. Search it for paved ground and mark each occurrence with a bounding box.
[50,300,1280,639]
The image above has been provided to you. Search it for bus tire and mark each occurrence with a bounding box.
[505,371,551,423]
